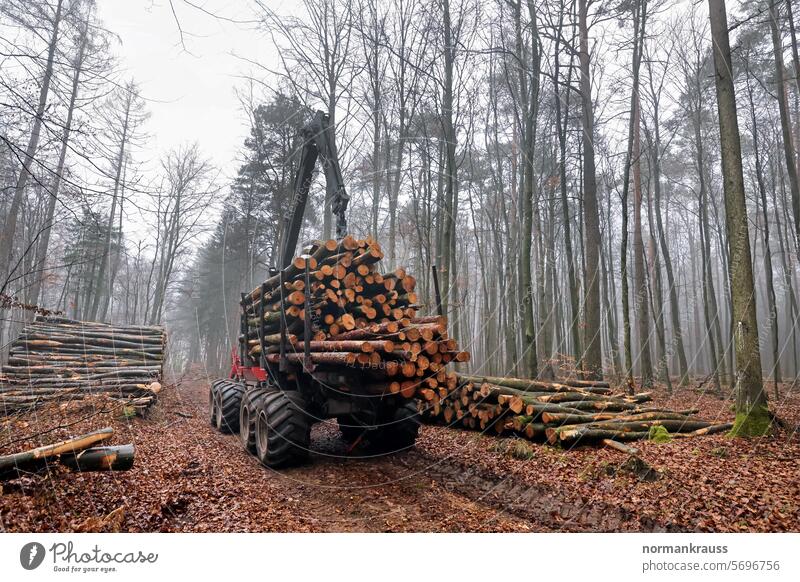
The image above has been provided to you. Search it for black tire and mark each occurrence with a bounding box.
[254,390,311,468]
[239,386,271,453]
[369,402,421,453]
[209,379,224,427]
[214,380,245,434]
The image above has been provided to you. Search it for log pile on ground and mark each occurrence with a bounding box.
[0,426,134,481]
[0,316,165,416]
[242,235,469,398]
[419,374,733,446]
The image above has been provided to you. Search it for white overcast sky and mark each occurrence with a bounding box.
[95,0,287,179]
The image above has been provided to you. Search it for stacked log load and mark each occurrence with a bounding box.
[0,316,165,415]
[420,374,733,446]
[242,235,469,398]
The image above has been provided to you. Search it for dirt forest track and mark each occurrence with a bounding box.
[1,367,799,532]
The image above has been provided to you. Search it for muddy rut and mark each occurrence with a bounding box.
[147,372,669,532]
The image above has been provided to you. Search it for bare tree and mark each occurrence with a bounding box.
[0,0,65,290]
[148,144,220,324]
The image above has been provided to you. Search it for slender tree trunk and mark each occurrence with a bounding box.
[578,0,603,380]
[770,2,800,254]
[518,0,540,378]
[554,8,582,372]
[371,87,381,240]
[0,0,64,290]
[648,118,690,385]
[785,0,800,136]
[708,0,769,436]
[745,72,780,397]
[619,0,646,390]
[645,168,671,390]
[89,91,132,321]
[632,55,653,387]
[440,0,458,341]
[27,11,89,308]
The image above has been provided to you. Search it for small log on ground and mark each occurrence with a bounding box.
[60,445,135,472]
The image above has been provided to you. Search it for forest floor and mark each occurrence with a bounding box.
[1,367,798,532]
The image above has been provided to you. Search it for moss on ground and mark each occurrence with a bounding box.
[648,425,672,443]
[728,406,772,437]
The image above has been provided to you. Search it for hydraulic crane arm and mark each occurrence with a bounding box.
[278,110,349,270]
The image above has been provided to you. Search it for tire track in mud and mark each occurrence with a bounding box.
[178,374,680,532]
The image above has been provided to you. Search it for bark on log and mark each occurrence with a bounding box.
[59,444,135,472]
[601,439,640,455]
[459,374,611,394]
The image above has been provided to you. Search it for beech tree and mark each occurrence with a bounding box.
[708,0,769,435]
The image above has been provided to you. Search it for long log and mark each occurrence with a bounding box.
[675,422,733,436]
[459,374,612,394]
[34,316,164,332]
[10,345,163,358]
[583,419,711,432]
[7,357,157,368]
[264,352,359,366]
[1,382,159,393]
[540,411,697,426]
[15,335,165,351]
[547,427,651,445]
[23,327,164,343]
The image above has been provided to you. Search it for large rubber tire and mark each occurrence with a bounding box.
[239,386,271,453]
[213,380,245,434]
[209,379,224,427]
[369,402,421,453]
[254,390,311,468]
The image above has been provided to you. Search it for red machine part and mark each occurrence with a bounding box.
[230,348,268,384]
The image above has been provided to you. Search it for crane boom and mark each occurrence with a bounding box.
[278,110,349,270]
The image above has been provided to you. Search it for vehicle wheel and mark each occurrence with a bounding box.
[370,402,420,453]
[209,379,224,427]
[213,380,245,434]
[239,386,270,453]
[254,390,311,468]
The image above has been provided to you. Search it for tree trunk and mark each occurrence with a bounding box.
[745,69,780,397]
[618,0,646,390]
[554,8,583,373]
[707,0,769,436]
[89,87,132,321]
[632,48,653,387]
[27,11,89,308]
[578,0,603,380]
[0,0,64,290]
[648,90,690,386]
[440,0,458,343]
[770,2,800,255]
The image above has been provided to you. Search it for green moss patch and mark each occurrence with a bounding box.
[648,424,672,443]
[728,406,772,438]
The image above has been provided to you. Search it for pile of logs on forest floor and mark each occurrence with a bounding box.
[419,374,733,447]
[0,316,165,416]
[0,427,134,481]
[243,235,469,398]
